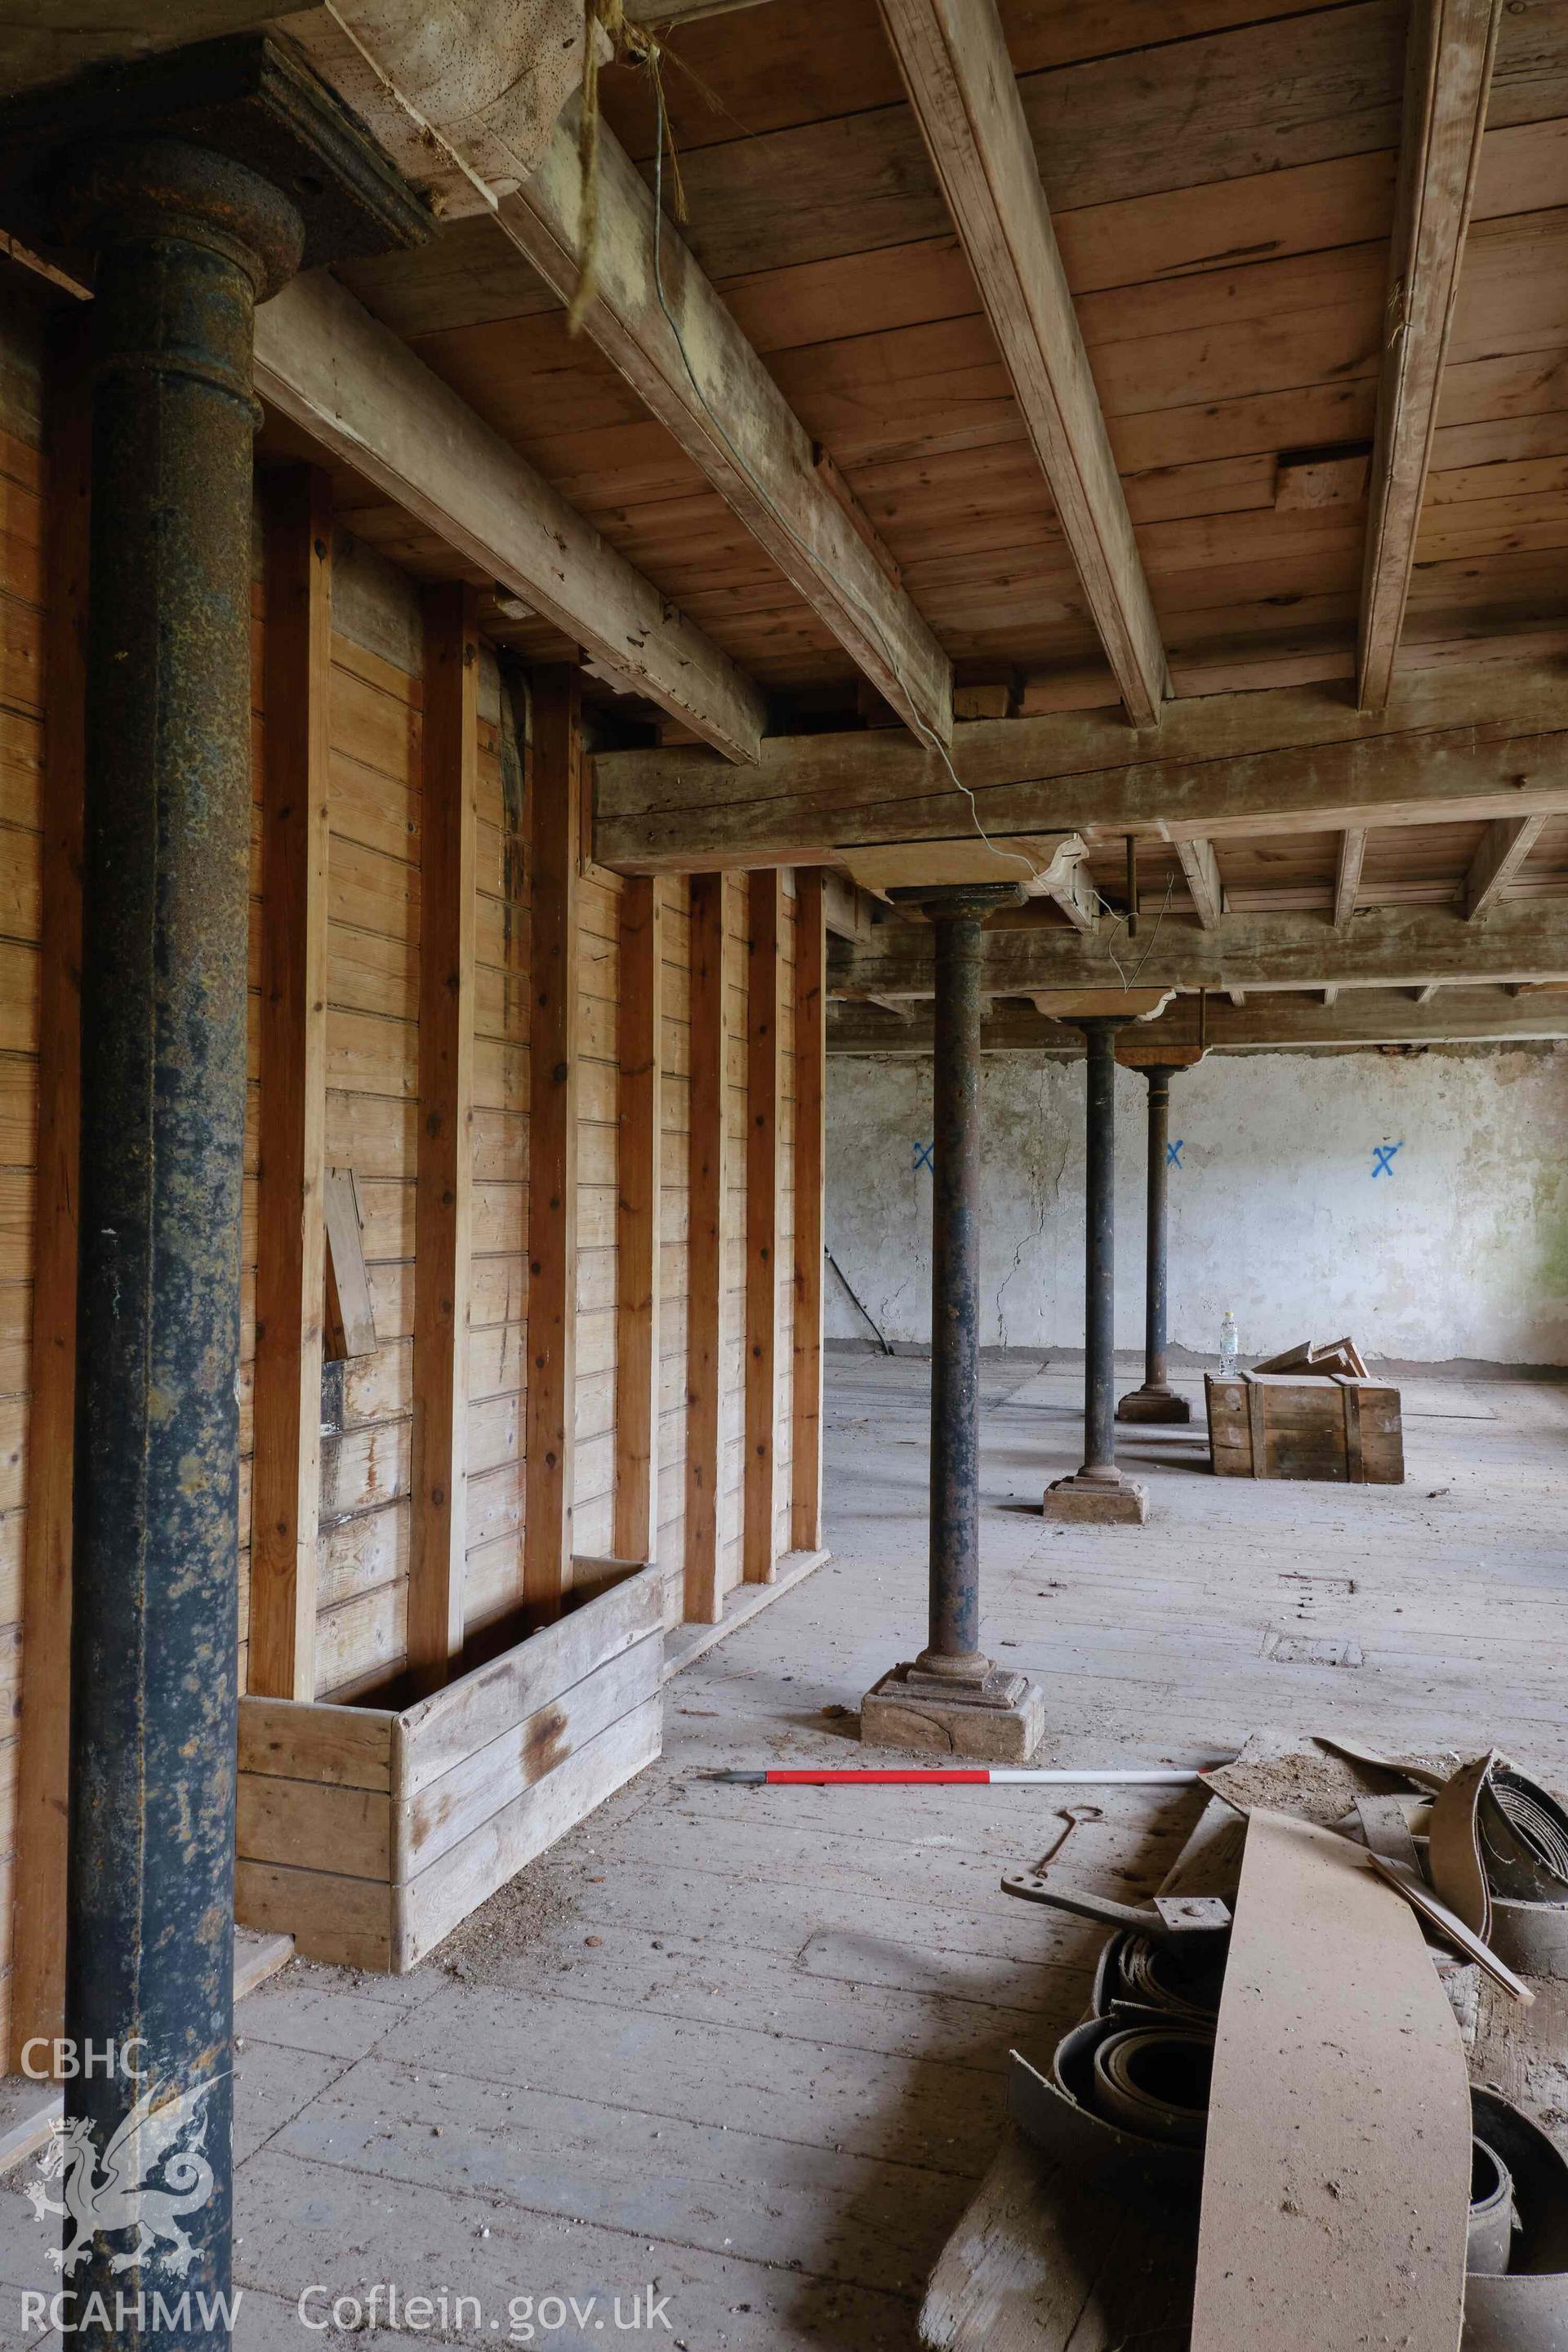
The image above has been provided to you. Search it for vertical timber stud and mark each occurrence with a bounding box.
[524,667,581,1613]
[0,34,427,2341]
[861,886,1044,1762]
[11,314,89,2067]
[1045,1021,1149,1521]
[791,870,826,1554]
[1116,1067,1192,1426]
[409,582,479,1682]
[684,873,728,1624]
[250,466,332,1701]
[613,877,663,1568]
[744,872,785,1584]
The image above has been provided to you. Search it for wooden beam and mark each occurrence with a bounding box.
[684,874,731,1625]
[612,877,663,1569]
[744,874,785,1586]
[408,582,479,1682]
[252,272,765,764]
[877,0,1166,728]
[1175,838,1223,929]
[830,987,1568,1054]
[497,114,953,749]
[1334,830,1367,928]
[594,668,1568,875]
[250,466,332,1704]
[1359,0,1501,710]
[1044,848,1099,934]
[11,318,88,2066]
[524,666,582,1614]
[1464,814,1547,919]
[831,899,1568,1000]
[791,871,826,1556]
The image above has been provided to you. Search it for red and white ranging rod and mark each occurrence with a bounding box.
[706,1767,1205,1786]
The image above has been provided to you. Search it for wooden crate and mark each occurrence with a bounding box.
[1205,1373,1404,1485]
[235,1559,662,1971]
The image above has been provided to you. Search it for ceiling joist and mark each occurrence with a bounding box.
[253,270,767,762]
[497,104,955,748]
[1358,0,1501,711]
[875,0,1168,728]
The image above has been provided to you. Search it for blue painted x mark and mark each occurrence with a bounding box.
[913,1139,934,1174]
[1166,1138,1184,1169]
[1372,1141,1405,1179]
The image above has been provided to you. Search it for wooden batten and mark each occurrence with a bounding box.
[791,871,826,1554]
[612,877,663,1568]
[408,582,479,1682]
[11,319,88,2065]
[684,872,729,1624]
[523,666,582,1613]
[743,873,785,1585]
[250,466,332,1705]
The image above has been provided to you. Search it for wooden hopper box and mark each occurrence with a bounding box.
[235,1559,662,1971]
[1205,1372,1404,1484]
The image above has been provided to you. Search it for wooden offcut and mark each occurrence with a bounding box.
[1206,1372,1404,1483]
[322,1165,377,1362]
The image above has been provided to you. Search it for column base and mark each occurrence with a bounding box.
[1043,1470,1149,1524]
[861,1660,1046,1763]
[1116,1385,1192,1425]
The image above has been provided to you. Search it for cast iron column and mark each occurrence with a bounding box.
[860,885,1044,1759]
[1117,1067,1192,1423]
[1044,1019,1148,1521]
[0,38,428,2347]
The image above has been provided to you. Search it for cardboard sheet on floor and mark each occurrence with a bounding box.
[1192,1811,1472,2352]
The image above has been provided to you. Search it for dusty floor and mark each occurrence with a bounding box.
[5,1350,1566,2349]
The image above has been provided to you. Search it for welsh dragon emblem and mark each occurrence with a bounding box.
[24,2075,221,2278]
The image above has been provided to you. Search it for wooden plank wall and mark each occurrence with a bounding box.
[0,286,822,2034]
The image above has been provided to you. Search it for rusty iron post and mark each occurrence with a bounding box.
[0,38,428,2346]
[861,885,1045,1762]
[1118,1067,1192,1424]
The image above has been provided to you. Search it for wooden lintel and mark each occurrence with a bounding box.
[744,874,786,1587]
[877,0,1167,728]
[11,318,89,2065]
[251,466,332,1704]
[791,871,827,1556]
[612,877,663,1570]
[684,873,731,1626]
[409,581,479,1681]
[593,668,1568,875]
[1464,814,1547,920]
[1359,0,1502,711]
[497,113,953,747]
[253,272,766,764]
[523,666,582,1615]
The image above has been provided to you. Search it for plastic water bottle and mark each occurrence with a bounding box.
[1218,1310,1239,1378]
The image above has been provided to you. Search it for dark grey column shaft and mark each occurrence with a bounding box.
[1143,1068,1173,1392]
[65,142,301,2350]
[1080,1020,1119,1475]
[922,903,986,1667]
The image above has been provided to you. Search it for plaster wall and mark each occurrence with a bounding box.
[825,1046,1568,1367]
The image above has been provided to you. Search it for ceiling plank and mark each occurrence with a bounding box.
[1358,0,1501,711]
[1463,813,1548,919]
[830,987,1568,1054]
[254,271,766,762]
[497,106,954,748]
[1334,829,1367,927]
[1175,838,1223,929]
[829,899,1568,1000]
[594,668,1568,872]
[875,0,1168,728]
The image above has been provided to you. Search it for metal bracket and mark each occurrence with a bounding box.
[1001,1870,1231,1943]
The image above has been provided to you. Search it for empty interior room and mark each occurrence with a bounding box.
[1,1,1568,2347]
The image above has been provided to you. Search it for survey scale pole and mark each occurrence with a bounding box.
[1045,1019,1150,1522]
[861,884,1045,1762]
[0,38,427,2346]
[1118,1066,1192,1423]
